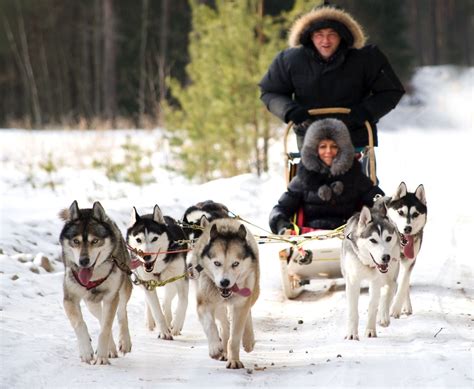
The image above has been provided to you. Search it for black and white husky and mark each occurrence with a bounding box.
[126,205,189,340]
[182,200,230,240]
[382,182,427,318]
[60,201,132,364]
[341,205,400,340]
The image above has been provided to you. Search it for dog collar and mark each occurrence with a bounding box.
[72,263,115,290]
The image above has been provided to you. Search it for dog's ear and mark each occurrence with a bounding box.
[92,201,107,221]
[59,200,80,221]
[209,223,219,240]
[358,206,372,228]
[199,214,210,228]
[237,224,247,240]
[392,182,407,200]
[152,205,166,224]
[69,200,81,220]
[415,184,426,205]
[129,207,140,227]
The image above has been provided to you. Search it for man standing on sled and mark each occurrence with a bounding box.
[259,5,405,177]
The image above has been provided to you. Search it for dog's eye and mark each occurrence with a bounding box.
[72,238,80,245]
[151,237,158,242]
[91,238,99,245]
[370,238,377,244]
[398,210,404,216]
[412,212,419,218]
[214,261,221,267]
[136,238,142,243]
[386,236,392,242]
[232,261,239,268]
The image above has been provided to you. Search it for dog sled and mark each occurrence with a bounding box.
[279,108,377,299]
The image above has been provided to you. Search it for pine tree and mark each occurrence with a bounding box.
[165,0,286,181]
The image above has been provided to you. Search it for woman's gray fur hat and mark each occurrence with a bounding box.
[301,118,355,176]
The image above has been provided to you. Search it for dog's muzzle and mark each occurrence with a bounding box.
[143,257,156,273]
[371,254,391,274]
[219,279,232,298]
[131,252,156,273]
[219,287,233,299]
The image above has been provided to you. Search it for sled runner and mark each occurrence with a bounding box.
[279,108,376,299]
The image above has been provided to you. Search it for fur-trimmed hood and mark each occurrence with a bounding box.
[301,118,354,176]
[288,6,366,49]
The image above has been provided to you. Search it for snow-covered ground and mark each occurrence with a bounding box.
[1,66,473,388]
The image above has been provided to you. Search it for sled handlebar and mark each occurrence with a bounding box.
[283,107,376,185]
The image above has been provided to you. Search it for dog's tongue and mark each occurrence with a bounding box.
[403,235,415,259]
[130,259,142,269]
[78,268,93,285]
[231,284,251,297]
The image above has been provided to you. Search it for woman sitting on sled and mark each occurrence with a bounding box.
[269,118,384,235]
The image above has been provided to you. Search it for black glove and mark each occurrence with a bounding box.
[276,220,293,235]
[347,105,371,128]
[286,107,312,125]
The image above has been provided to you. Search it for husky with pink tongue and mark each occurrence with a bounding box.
[379,182,427,318]
[59,201,132,365]
[126,205,189,340]
[190,218,260,369]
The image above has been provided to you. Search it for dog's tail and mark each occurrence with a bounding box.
[58,208,70,221]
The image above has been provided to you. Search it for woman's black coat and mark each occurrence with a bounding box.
[269,162,384,233]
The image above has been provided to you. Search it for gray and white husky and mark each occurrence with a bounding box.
[126,205,189,340]
[381,182,427,318]
[60,201,132,364]
[190,218,260,369]
[341,205,400,340]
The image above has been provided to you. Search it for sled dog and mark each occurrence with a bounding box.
[378,182,427,318]
[341,205,400,340]
[191,218,260,369]
[126,205,189,339]
[60,201,132,364]
[182,200,230,240]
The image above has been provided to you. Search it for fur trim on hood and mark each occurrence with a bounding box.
[288,6,366,49]
[301,119,354,176]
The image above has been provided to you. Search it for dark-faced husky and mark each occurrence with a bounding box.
[60,201,132,364]
[182,200,230,240]
[126,205,189,340]
[341,205,400,340]
[191,218,260,369]
[382,182,427,318]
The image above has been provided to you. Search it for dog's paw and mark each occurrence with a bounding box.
[79,343,94,363]
[119,336,132,354]
[378,313,390,327]
[108,345,118,358]
[390,302,402,318]
[92,355,110,365]
[226,359,244,369]
[401,305,413,316]
[158,331,173,341]
[170,327,182,336]
[378,318,390,327]
[209,342,225,360]
[390,310,401,319]
[365,328,377,338]
[80,352,94,364]
[242,337,255,353]
[344,334,359,341]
